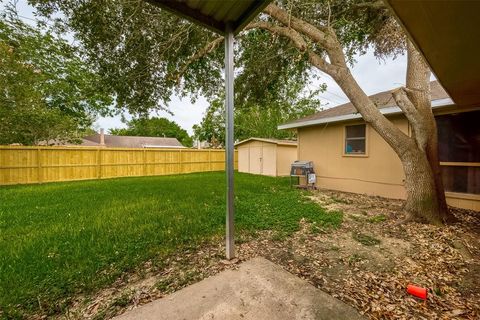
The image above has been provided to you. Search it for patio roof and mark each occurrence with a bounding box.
[385,0,480,107]
[147,0,272,35]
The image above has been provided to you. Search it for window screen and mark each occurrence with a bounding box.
[345,124,366,154]
[436,110,480,194]
[436,110,480,162]
[441,166,480,194]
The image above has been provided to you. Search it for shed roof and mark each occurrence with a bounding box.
[279,81,452,130]
[83,134,185,148]
[148,0,272,35]
[235,137,297,147]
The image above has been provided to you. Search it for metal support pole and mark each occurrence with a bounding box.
[225,24,235,260]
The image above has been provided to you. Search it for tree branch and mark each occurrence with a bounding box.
[406,40,431,113]
[264,3,330,46]
[172,20,338,86]
[392,87,428,150]
[354,1,386,10]
[245,21,307,51]
[402,40,435,150]
[392,87,420,122]
[263,3,346,67]
[173,36,224,84]
[245,21,338,75]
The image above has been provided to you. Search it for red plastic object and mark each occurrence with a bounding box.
[407,284,427,300]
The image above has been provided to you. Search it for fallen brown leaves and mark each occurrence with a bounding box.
[245,190,480,320]
[54,189,479,320]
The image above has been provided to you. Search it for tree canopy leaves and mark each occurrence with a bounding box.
[29,0,223,114]
[26,0,403,118]
[0,10,113,145]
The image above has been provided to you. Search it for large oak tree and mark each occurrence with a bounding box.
[28,0,455,224]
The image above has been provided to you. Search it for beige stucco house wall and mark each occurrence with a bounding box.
[280,82,480,211]
[236,138,297,176]
[293,109,480,211]
[298,116,409,200]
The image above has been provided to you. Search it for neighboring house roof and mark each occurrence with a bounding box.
[77,139,102,147]
[279,81,454,130]
[235,137,297,147]
[83,134,185,148]
[37,138,101,147]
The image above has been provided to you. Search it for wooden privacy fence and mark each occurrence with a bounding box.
[0,146,238,186]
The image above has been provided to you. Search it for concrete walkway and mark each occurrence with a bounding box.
[114,257,364,320]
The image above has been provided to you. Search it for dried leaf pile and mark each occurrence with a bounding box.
[54,190,479,320]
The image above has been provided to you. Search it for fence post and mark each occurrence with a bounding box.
[179,149,183,173]
[37,147,43,183]
[97,148,102,179]
[208,150,212,171]
[143,149,147,176]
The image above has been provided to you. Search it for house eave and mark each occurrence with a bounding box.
[384,0,480,107]
[278,98,455,130]
[234,137,297,147]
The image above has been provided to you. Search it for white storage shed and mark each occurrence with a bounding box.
[236,138,297,176]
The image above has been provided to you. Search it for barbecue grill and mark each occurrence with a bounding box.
[290,160,316,189]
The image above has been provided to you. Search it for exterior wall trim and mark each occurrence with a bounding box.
[278,98,454,130]
[342,123,370,157]
[445,192,480,201]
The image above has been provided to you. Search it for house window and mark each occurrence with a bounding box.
[345,124,366,155]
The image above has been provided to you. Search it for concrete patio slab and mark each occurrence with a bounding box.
[114,257,365,320]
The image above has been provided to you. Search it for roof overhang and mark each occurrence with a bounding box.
[278,98,455,130]
[235,137,298,147]
[385,0,480,107]
[147,0,272,35]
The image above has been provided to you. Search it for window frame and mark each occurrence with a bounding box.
[343,123,369,157]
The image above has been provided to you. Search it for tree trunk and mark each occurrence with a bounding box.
[401,146,443,225]
[425,126,457,223]
[403,40,456,224]
[331,64,456,225]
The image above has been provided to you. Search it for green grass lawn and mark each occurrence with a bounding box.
[0,172,341,318]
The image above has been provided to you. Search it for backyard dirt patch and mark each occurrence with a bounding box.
[51,189,479,320]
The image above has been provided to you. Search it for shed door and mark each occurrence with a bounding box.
[248,145,262,174]
[238,146,249,173]
[261,144,276,176]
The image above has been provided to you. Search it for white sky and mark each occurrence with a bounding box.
[5,0,412,135]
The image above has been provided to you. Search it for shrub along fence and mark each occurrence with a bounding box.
[0,146,237,185]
